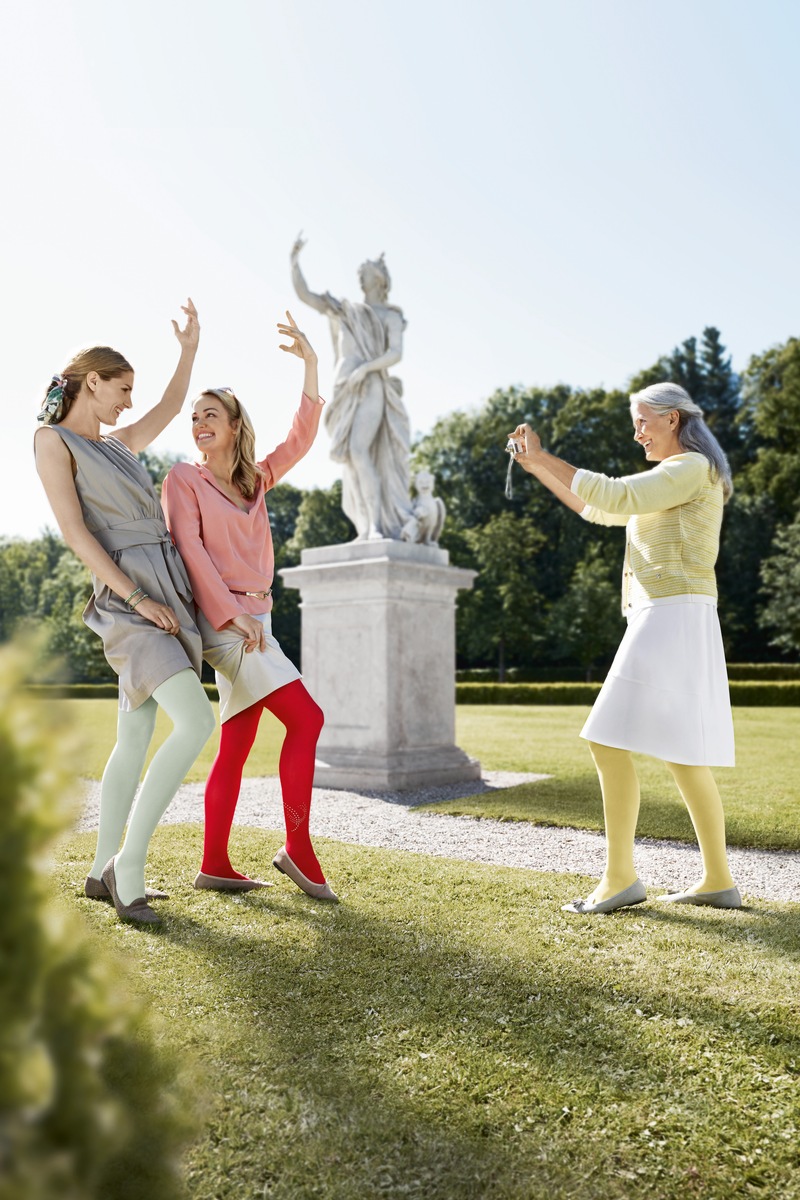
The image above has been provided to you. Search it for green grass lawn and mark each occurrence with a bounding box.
[434,707,800,852]
[53,701,800,851]
[54,826,800,1200]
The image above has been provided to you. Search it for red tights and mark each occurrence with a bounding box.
[202,680,326,884]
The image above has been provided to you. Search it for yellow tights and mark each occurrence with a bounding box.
[588,742,735,903]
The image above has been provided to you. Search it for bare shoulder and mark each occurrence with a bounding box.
[34,425,71,468]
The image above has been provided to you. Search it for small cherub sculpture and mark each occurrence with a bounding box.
[400,469,446,545]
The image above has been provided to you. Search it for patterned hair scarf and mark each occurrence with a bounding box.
[37,375,68,425]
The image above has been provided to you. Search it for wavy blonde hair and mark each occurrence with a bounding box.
[196,388,263,500]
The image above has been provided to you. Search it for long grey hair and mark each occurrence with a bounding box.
[629,382,733,502]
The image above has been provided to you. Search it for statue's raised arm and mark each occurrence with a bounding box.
[290,234,341,317]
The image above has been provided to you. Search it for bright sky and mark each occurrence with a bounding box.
[2,0,798,539]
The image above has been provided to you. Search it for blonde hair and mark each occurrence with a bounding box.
[42,346,133,423]
[196,388,263,500]
[629,381,734,503]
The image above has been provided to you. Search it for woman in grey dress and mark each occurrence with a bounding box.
[34,301,215,925]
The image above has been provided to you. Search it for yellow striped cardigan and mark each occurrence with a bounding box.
[571,452,723,613]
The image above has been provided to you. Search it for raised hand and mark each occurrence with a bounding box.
[507,423,542,469]
[278,310,317,362]
[290,232,306,261]
[171,297,200,353]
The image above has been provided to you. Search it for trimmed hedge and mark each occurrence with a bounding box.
[456,666,599,683]
[26,682,221,702]
[456,682,800,706]
[27,678,800,706]
[456,683,603,705]
[456,662,800,684]
[726,663,800,681]
[728,681,800,705]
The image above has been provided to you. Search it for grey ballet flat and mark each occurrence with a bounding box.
[193,871,274,892]
[657,886,742,909]
[562,879,647,915]
[101,857,162,925]
[272,847,338,901]
[85,875,169,902]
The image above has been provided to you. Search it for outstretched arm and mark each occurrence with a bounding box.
[258,312,325,489]
[114,299,200,454]
[508,423,585,514]
[290,234,339,316]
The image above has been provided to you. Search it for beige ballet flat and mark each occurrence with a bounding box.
[101,857,162,925]
[193,871,274,892]
[272,847,338,901]
[85,875,169,901]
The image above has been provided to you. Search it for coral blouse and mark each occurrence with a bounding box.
[162,392,324,630]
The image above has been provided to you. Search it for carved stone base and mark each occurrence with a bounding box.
[280,539,480,792]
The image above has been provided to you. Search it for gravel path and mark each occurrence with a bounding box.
[78,772,799,903]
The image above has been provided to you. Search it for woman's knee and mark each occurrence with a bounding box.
[154,671,216,744]
[293,684,324,737]
[588,741,629,769]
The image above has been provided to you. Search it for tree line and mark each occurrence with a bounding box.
[4,327,799,682]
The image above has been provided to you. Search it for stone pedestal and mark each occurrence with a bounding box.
[280,540,480,791]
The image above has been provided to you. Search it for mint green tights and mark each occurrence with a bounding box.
[89,669,215,905]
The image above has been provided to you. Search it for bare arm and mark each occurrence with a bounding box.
[114,299,200,455]
[34,429,182,633]
[508,423,584,514]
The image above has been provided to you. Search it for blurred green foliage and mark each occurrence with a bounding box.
[0,638,195,1200]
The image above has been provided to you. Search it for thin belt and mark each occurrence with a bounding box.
[230,587,272,599]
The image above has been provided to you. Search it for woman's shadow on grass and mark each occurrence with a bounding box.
[153,838,800,1197]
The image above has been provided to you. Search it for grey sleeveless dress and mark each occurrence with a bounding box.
[48,427,202,710]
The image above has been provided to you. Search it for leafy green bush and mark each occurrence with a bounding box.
[0,640,196,1200]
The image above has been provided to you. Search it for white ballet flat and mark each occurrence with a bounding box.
[657,886,742,909]
[562,879,647,915]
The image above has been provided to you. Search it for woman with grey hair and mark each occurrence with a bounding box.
[509,382,741,914]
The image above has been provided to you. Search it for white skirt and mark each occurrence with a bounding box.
[580,595,735,766]
[198,610,301,723]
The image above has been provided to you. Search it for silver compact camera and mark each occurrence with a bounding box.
[506,437,522,455]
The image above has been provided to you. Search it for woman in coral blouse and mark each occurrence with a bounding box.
[162,313,335,900]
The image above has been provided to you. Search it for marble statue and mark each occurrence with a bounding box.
[291,235,413,540]
[400,470,446,545]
